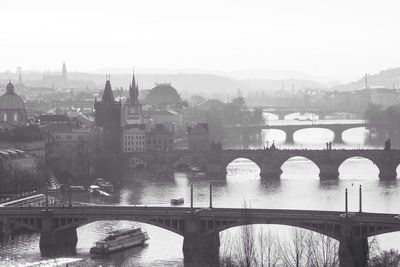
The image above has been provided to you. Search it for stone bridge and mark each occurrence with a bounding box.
[251,105,361,120]
[226,122,368,144]
[124,148,400,181]
[1,206,400,267]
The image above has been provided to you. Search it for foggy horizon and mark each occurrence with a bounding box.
[2,0,400,83]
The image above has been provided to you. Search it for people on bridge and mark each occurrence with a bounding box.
[270,141,276,150]
[384,138,391,150]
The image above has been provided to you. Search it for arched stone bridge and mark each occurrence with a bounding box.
[226,122,367,143]
[1,206,400,267]
[124,148,400,181]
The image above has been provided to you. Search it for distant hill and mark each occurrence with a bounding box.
[334,67,400,91]
[0,71,330,98]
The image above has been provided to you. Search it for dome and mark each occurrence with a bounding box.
[0,81,27,127]
[146,83,181,106]
[0,84,25,111]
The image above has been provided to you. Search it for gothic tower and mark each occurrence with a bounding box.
[95,77,122,155]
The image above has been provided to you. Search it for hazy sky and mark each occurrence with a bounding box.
[1,0,400,81]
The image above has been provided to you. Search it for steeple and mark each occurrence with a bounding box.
[129,68,139,104]
[62,62,67,78]
[101,75,115,103]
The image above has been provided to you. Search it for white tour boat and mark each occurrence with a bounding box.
[90,228,149,254]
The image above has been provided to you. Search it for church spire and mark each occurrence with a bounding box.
[129,68,139,104]
[102,75,115,103]
[62,62,67,78]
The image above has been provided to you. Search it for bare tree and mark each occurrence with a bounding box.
[257,228,279,267]
[220,231,237,267]
[279,228,308,267]
[306,232,339,267]
[236,223,257,267]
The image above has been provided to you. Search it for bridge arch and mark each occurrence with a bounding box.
[292,127,335,144]
[341,127,369,144]
[215,221,340,241]
[225,158,262,178]
[338,156,379,180]
[280,156,320,180]
[73,219,185,236]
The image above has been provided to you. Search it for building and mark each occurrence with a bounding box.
[94,78,122,155]
[145,83,181,108]
[42,62,68,88]
[122,70,143,125]
[0,149,38,175]
[0,81,28,127]
[0,125,46,159]
[188,123,211,151]
[146,123,174,151]
[41,119,101,179]
[123,124,146,153]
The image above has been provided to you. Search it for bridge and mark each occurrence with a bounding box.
[125,148,400,181]
[250,105,361,120]
[225,121,368,144]
[1,204,400,267]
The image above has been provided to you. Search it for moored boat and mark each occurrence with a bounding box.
[90,228,149,254]
[170,198,184,205]
[92,178,114,193]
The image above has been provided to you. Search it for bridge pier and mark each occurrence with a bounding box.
[333,130,344,144]
[183,232,220,267]
[260,162,282,180]
[339,237,369,267]
[319,163,340,181]
[183,216,220,267]
[378,163,398,180]
[39,210,77,255]
[285,130,295,144]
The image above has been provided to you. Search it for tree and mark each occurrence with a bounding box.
[369,249,400,267]
[305,232,339,267]
[257,228,279,267]
[279,228,308,267]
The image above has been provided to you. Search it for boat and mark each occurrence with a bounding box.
[90,228,149,254]
[170,198,184,205]
[92,178,114,193]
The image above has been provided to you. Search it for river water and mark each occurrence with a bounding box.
[1,117,400,266]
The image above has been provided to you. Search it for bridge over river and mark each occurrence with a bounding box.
[126,147,400,181]
[225,121,368,144]
[1,203,400,267]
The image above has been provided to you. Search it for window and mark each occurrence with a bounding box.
[55,135,61,139]
[3,113,6,121]
[13,113,18,121]
[66,135,72,140]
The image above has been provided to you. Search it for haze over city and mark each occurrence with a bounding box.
[2,1,400,266]
[2,0,400,82]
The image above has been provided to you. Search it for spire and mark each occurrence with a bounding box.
[129,68,139,104]
[101,75,115,103]
[62,62,67,77]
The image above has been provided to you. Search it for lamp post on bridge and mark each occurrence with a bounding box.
[359,184,362,213]
[345,188,348,217]
[190,184,193,212]
[209,183,212,209]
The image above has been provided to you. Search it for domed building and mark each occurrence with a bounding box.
[0,81,27,127]
[146,83,181,108]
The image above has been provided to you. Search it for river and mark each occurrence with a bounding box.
[1,118,399,266]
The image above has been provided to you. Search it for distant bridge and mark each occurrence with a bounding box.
[1,205,399,266]
[125,148,399,181]
[250,105,361,120]
[225,121,368,143]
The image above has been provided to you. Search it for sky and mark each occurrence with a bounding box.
[1,0,400,82]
